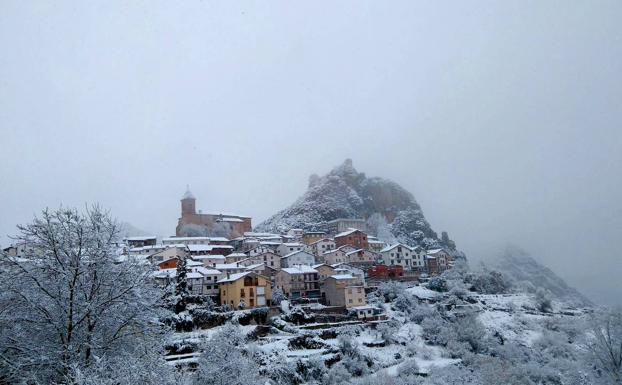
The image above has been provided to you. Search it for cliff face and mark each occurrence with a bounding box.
[256,159,458,251]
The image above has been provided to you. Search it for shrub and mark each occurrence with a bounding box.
[427,276,448,292]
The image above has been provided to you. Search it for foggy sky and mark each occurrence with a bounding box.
[1,1,621,304]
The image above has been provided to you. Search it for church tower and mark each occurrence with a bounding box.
[181,185,196,216]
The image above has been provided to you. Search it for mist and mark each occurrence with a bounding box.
[1,1,621,305]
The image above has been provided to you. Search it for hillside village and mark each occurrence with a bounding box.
[91,187,458,314]
[1,187,616,385]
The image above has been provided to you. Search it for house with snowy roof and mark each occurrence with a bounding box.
[378,243,422,270]
[321,274,366,308]
[276,242,307,257]
[308,238,336,256]
[344,248,378,268]
[191,254,226,268]
[275,265,321,299]
[124,236,157,248]
[426,248,451,273]
[334,228,369,250]
[280,250,315,268]
[218,271,272,309]
[238,251,281,270]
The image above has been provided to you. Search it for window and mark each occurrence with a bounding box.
[358,298,363,303]
[240,289,245,297]
[348,299,353,303]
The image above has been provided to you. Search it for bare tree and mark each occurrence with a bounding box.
[585,309,622,384]
[0,205,161,384]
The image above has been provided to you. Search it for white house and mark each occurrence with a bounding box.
[309,238,336,256]
[191,254,226,267]
[379,243,418,270]
[320,249,347,265]
[276,242,307,257]
[280,250,315,268]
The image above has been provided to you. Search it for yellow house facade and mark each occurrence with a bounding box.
[218,271,272,308]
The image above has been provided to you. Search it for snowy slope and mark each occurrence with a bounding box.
[256,159,457,251]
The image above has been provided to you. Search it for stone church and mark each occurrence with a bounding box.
[175,187,252,239]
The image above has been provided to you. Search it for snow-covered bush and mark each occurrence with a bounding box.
[338,334,361,358]
[282,306,315,325]
[397,359,420,377]
[323,362,352,385]
[427,276,448,292]
[394,292,416,313]
[535,287,553,313]
[409,304,438,324]
[454,315,489,353]
[194,325,264,385]
[421,314,450,345]
[266,361,304,385]
[375,281,408,302]
[272,287,287,304]
[375,320,400,345]
[471,270,511,294]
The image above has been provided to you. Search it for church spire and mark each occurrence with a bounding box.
[181,185,195,200]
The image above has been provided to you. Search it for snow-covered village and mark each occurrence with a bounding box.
[1,159,620,385]
[2,1,622,384]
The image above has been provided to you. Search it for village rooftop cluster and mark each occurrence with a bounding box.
[3,188,455,319]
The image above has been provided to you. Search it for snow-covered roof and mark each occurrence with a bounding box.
[217,271,253,283]
[192,266,221,275]
[427,248,446,255]
[186,244,213,252]
[244,263,265,270]
[309,238,334,246]
[187,272,204,279]
[227,253,248,257]
[281,250,313,259]
[334,229,361,238]
[281,242,304,247]
[125,236,157,241]
[312,263,331,269]
[323,248,343,255]
[186,260,203,267]
[328,274,356,280]
[345,249,364,256]
[187,244,233,252]
[215,263,245,270]
[151,268,176,278]
[191,254,225,260]
[162,237,211,242]
[379,243,413,253]
[281,265,318,275]
[260,241,282,246]
[221,217,243,223]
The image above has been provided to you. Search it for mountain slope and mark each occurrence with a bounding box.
[488,245,593,307]
[256,159,457,251]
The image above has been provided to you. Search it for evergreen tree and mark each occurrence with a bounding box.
[175,254,189,314]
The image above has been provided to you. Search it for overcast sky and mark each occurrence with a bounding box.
[1,1,621,304]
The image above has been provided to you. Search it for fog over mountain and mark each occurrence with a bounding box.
[1,1,621,306]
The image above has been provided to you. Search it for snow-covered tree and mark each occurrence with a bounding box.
[271,287,287,305]
[535,287,553,313]
[194,325,264,385]
[367,213,396,244]
[175,254,189,314]
[0,206,161,384]
[585,309,622,384]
